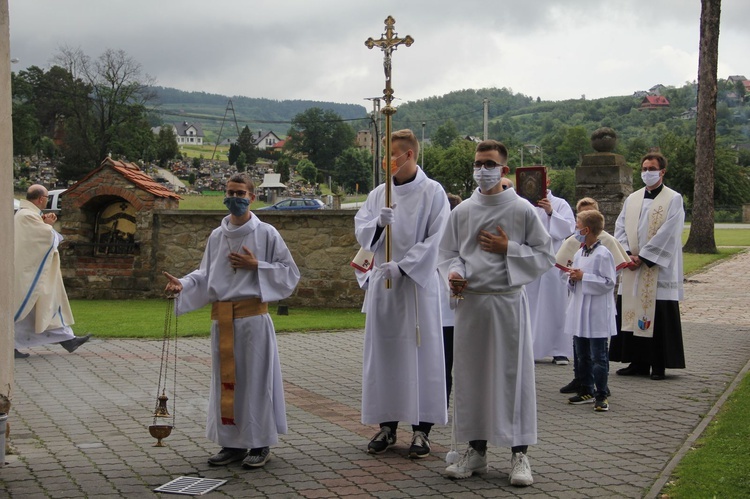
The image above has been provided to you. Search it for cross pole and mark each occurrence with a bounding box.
[365,16,413,289]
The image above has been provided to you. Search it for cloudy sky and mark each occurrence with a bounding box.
[8,1,750,106]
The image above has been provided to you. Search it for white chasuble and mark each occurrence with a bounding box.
[14,199,76,347]
[439,187,554,447]
[176,215,300,449]
[355,167,450,426]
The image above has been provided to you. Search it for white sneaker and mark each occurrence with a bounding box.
[509,452,533,487]
[445,446,488,479]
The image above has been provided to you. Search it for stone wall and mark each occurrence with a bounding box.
[154,210,364,308]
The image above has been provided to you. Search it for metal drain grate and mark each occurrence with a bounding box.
[154,476,227,495]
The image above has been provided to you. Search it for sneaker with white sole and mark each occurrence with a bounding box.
[509,452,533,487]
[367,426,396,454]
[552,356,569,365]
[242,447,270,468]
[445,446,488,479]
[409,431,430,458]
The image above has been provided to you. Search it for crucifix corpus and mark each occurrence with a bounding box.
[365,16,414,289]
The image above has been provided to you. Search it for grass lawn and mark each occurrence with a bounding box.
[70,301,364,339]
[178,192,268,211]
[662,373,750,498]
[682,228,750,247]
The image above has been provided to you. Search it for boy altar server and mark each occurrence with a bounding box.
[164,173,300,469]
[562,210,617,411]
[440,140,554,486]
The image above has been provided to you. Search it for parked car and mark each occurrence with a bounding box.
[258,198,325,211]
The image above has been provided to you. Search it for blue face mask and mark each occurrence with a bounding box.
[574,229,587,243]
[223,196,250,216]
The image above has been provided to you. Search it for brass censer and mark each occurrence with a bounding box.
[149,296,178,447]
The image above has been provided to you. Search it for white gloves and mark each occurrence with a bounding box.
[379,261,402,281]
[378,204,396,227]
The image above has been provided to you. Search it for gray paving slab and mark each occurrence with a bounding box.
[1,250,749,498]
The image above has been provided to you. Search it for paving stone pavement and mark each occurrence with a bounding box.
[2,250,749,498]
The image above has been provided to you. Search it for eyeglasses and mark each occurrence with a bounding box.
[641,167,661,172]
[473,160,504,169]
[226,190,248,197]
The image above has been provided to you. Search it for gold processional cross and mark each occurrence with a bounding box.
[365,16,413,289]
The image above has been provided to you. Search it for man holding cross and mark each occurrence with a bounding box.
[354,129,450,459]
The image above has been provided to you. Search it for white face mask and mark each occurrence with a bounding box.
[641,170,661,187]
[473,167,502,192]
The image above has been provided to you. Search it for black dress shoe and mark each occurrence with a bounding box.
[59,334,92,353]
[616,363,650,376]
[650,370,666,380]
[14,349,30,359]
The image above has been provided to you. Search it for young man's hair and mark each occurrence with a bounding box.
[577,210,605,237]
[576,197,599,212]
[227,173,255,191]
[640,151,668,170]
[447,193,462,210]
[475,140,508,162]
[391,129,419,159]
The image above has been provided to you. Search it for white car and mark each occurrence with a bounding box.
[45,189,67,213]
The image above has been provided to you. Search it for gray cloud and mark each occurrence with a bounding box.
[8,0,749,105]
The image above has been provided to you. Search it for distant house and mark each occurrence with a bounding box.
[272,139,287,152]
[743,81,750,94]
[727,75,747,84]
[640,95,670,109]
[173,122,204,145]
[649,84,666,96]
[253,130,282,151]
[464,135,482,143]
[217,137,236,146]
[633,90,648,98]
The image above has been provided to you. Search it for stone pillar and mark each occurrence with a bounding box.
[743,203,750,223]
[0,0,14,401]
[576,128,632,234]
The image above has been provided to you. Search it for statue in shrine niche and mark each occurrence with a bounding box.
[95,201,137,254]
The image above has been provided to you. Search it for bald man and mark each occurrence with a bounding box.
[14,184,91,358]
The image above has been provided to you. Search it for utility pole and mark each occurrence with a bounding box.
[421,122,425,167]
[365,97,382,186]
[483,98,489,140]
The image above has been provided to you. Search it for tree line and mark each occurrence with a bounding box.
[11,47,750,215]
